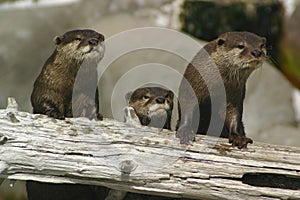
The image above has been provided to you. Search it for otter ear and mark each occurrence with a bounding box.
[167,90,174,100]
[125,91,133,103]
[217,38,225,46]
[53,35,63,45]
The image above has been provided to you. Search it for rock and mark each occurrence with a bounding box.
[244,62,298,145]
[258,124,300,147]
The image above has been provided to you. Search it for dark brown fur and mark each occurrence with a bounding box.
[126,87,174,130]
[27,29,105,200]
[31,29,105,120]
[120,87,183,199]
[176,32,266,149]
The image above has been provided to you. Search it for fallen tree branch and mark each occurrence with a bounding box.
[0,98,300,199]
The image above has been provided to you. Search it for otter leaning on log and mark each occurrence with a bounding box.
[125,87,174,130]
[31,29,105,120]
[110,87,175,200]
[176,31,267,149]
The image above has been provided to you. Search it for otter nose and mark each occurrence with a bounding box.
[156,98,165,104]
[89,38,99,46]
[251,49,263,58]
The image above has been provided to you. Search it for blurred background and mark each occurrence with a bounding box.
[0,0,299,199]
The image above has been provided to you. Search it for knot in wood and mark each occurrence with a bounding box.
[0,136,8,145]
[7,112,20,123]
[118,160,137,174]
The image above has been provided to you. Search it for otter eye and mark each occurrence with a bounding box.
[237,44,245,49]
[217,39,225,46]
[75,37,81,41]
[143,95,150,100]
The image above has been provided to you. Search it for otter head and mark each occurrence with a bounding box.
[209,32,266,79]
[126,87,174,129]
[53,29,105,63]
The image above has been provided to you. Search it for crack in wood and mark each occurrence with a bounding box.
[64,152,94,157]
[242,173,300,190]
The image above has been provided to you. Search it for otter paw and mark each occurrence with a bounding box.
[229,135,253,149]
[176,126,195,144]
[97,113,103,121]
[46,110,65,120]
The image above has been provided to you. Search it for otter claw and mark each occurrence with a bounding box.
[229,135,253,149]
[46,110,65,120]
[96,113,103,121]
[176,126,195,144]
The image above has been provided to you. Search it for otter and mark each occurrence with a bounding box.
[31,29,105,120]
[176,31,267,149]
[108,87,175,200]
[27,29,106,200]
[125,87,174,130]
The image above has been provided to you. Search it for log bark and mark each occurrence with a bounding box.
[0,98,300,199]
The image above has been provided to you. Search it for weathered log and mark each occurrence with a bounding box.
[0,98,300,199]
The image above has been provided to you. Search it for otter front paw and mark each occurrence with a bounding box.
[176,126,195,144]
[97,113,103,121]
[45,109,65,120]
[229,135,253,149]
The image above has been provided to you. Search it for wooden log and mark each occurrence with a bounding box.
[0,98,300,199]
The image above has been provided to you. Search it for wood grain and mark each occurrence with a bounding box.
[0,98,300,199]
